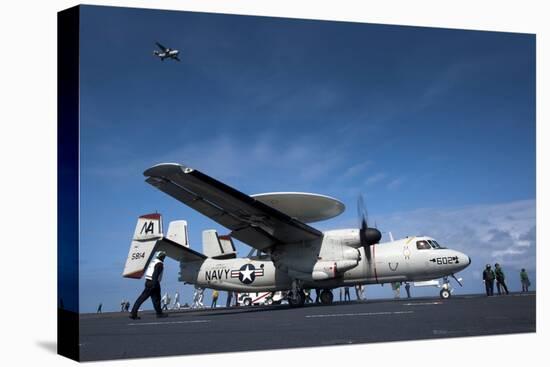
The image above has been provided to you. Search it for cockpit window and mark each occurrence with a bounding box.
[428,240,440,249]
[416,240,431,250]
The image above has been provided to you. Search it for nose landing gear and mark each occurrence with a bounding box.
[439,275,462,299]
[439,288,451,299]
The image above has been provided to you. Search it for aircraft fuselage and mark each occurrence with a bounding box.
[154,49,180,60]
[180,232,470,292]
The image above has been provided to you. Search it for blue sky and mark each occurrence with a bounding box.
[78,5,535,312]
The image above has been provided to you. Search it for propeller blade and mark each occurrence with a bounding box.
[357,194,369,229]
[356,195,381,262]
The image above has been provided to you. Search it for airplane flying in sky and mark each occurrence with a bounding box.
[153,42,180,61]
[123,163,471,306]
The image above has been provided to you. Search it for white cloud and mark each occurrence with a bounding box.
[84,131,373,198]
[491,247,525,257]
[365,173,386,185]
[516,240,531,247]
[386,177,404,190]
[343,161,372,178]
[378,199,536,274]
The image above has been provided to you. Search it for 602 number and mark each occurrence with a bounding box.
[431,256,459,265]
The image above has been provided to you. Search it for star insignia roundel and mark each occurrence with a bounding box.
[239,264,256,284]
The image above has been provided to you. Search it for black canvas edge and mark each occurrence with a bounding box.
[57,5,80,362]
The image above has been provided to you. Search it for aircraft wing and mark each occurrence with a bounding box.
[155,41,168,51]
[144,163,323,251]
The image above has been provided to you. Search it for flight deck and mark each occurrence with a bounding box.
[79,292,536,361]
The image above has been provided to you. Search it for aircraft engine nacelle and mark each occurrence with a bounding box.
[342,246,361,261]
[312,259,359,280]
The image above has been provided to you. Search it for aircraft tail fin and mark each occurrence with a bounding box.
[123,215,206,279]
[166,220,189,248]
[123,213,163,279]
[202,230,237,259]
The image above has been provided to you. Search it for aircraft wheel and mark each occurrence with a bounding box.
[265,298,273,305]
[288,291,305,307]
[320,290,334,304]
[243,298,252,306]
[440,289,451,299]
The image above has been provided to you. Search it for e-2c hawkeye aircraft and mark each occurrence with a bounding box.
[123,163,471,306]
[153,42,180,61]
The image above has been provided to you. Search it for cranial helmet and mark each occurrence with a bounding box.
[157,251,167,260]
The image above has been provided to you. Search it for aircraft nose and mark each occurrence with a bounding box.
[457,252,470,269]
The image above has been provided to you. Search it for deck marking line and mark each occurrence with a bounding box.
[306,311,414,318]
[128,319,211,326]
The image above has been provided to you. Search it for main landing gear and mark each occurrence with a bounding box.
[320,289,334,304]
[288,279,305,307]
[287,290,305,307]
[287,280,335,307]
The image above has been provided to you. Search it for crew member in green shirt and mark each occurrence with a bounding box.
[482,264,495,296]
[520,268,531,292]
[494,263,509,295]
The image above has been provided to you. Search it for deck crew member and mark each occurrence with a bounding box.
[482,264,495,296]
[130,251,167,320]
[211,289,219,308]
[161,292,170,311]
[392,282,401,299]
[520,269,531,292]
[344,287,351,301]
[494,263,509,295]
[404,282,411,298]
[226,291,233,307]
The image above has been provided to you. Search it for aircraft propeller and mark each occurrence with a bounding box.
[357,195,382,261]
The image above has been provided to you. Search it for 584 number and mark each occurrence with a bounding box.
[131,252,146,260]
